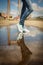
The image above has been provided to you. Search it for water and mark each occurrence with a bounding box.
[0,25,43,45]
[0,25,43,65]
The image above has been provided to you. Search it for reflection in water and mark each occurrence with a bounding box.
[0,25,43,65]
[17,33,32,65]
[7,26,11,45]
[0,25,43,45]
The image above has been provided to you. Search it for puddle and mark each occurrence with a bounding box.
[0,25,43,45]
[0,25,43,65]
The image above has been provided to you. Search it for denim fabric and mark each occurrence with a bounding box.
[19,0,33,26]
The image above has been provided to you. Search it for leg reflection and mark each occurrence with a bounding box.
[17,33,32,65]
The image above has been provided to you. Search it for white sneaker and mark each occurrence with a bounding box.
[17,23,23,32]
[23,27,30,33]
[17,23,30,33]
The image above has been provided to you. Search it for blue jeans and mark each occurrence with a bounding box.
[19,0,33,27]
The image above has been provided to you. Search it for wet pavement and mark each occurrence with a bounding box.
[0,25,43,65]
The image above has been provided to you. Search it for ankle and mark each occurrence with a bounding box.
[19,23,24,27]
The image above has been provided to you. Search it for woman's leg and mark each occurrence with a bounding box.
[17,0,26,32]
[19,0,26,27]
[17,0,33,32]
[20,0,33,24]
[25,0,33,10]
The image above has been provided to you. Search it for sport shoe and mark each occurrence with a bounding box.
[17,23,30,33]
[17,23,23,32]
[23,27,30,33]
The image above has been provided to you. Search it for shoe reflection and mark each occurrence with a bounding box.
[17,33,32,65]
